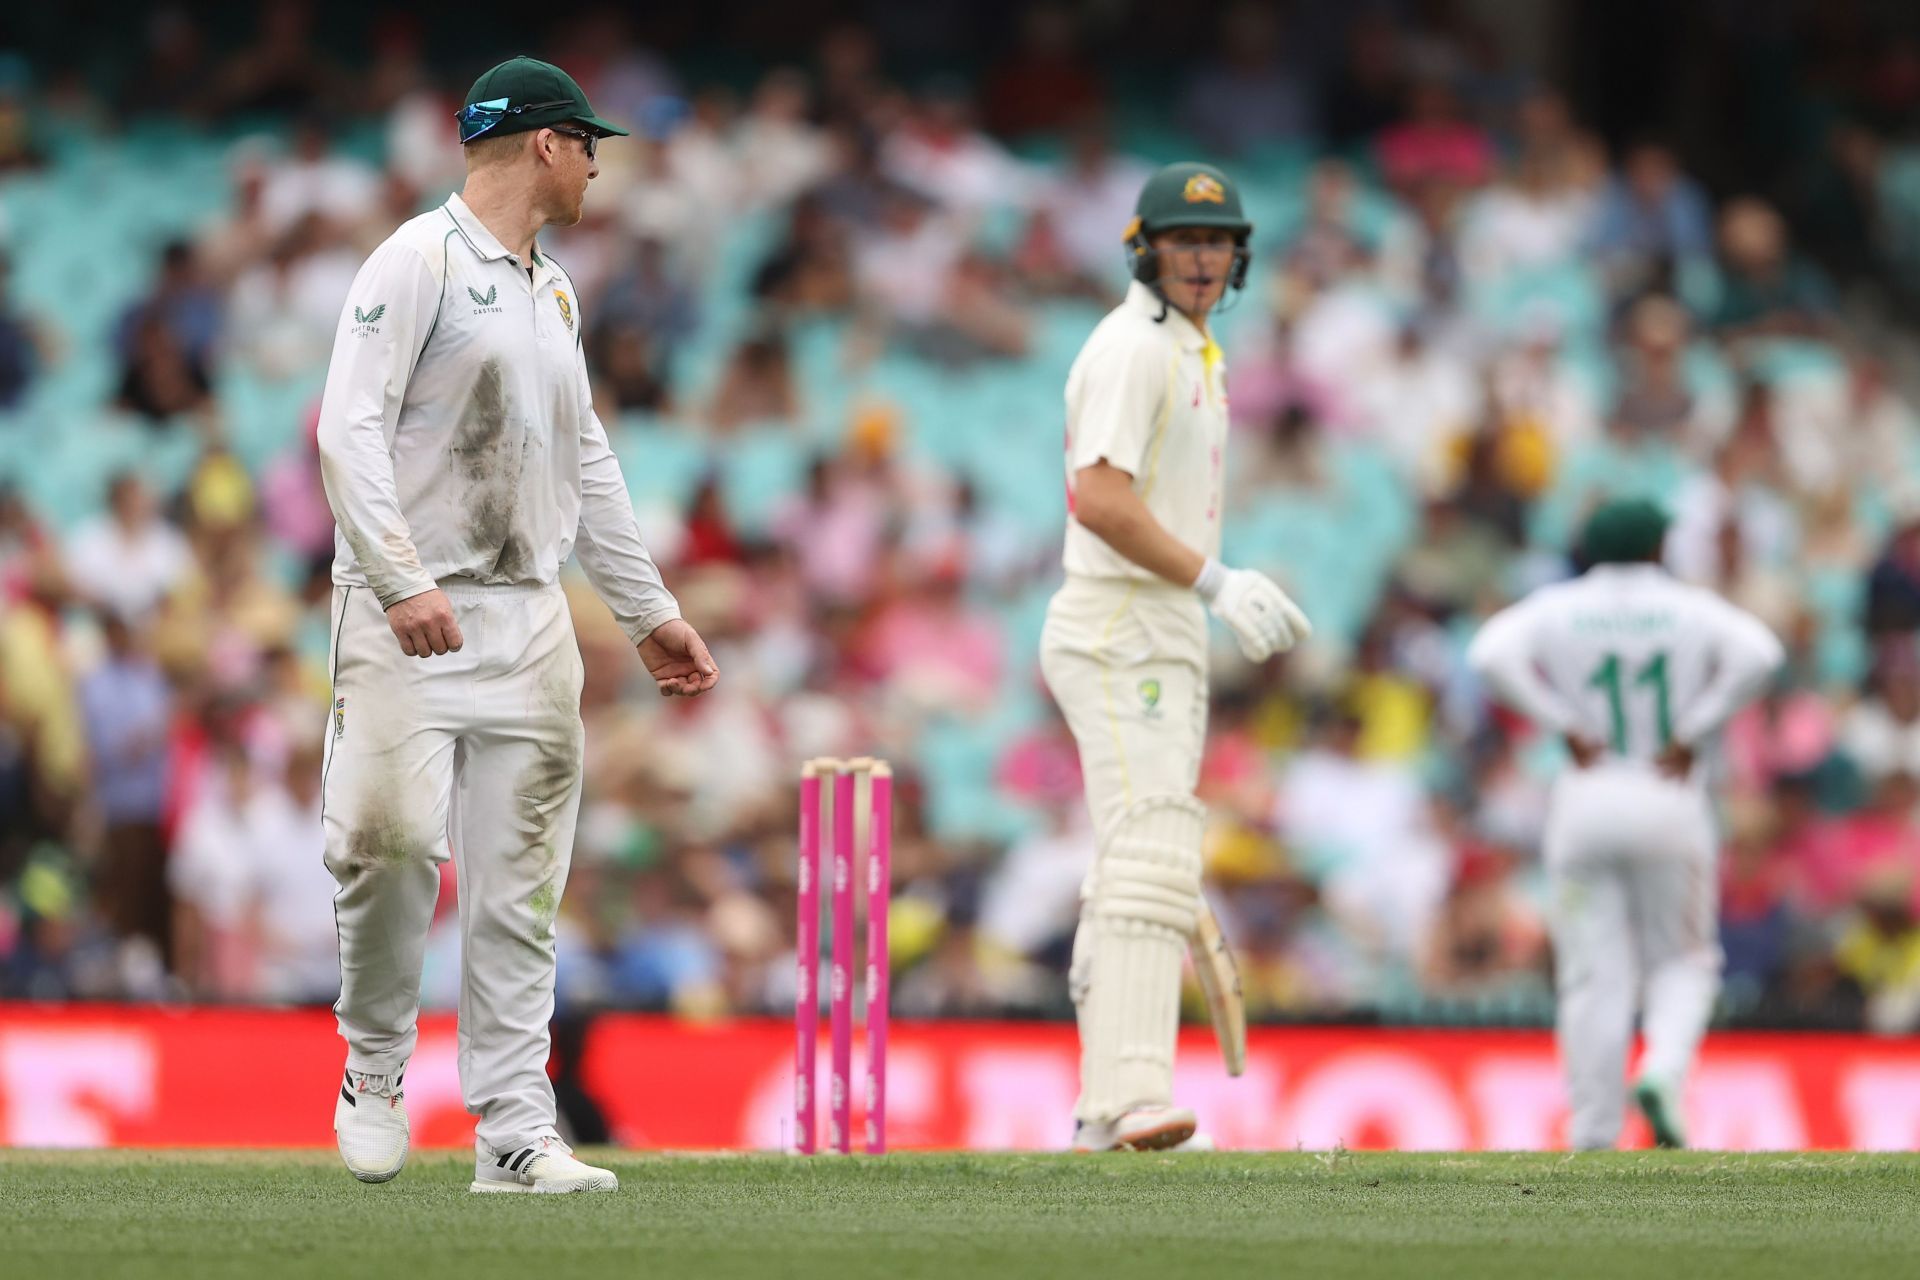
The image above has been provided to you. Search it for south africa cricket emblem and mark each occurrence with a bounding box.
[553,288,574,332]
[334,696,347,738]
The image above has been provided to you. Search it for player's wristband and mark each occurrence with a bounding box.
[1192,557,1227,604]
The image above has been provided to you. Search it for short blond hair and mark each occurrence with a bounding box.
[464,132,528,170]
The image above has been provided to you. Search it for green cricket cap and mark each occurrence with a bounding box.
[1581,498,1670,566]
[457,56,629,143]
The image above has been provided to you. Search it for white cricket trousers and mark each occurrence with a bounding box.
[1038,576,1208,845]
[321,580,585,1152]
[1041,576,1210,1123]
[1545,762,1722,1150]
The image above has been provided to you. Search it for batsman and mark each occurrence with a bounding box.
[1040,163,1310,1151]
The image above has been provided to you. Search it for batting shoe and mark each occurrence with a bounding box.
[1072,1104,1199,1152]
[334,1067,409,1183]
[471,1135,618,1194]
[1633,1076,1687,1150]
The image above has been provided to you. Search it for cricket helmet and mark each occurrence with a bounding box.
[1123,162,1253,292]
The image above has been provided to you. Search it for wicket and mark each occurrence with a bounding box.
[795,756,892,1154]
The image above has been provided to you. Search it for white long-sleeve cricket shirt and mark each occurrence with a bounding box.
[1467,563,1784,762]
[315,193,678,643]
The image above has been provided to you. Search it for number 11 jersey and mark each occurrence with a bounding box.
[1467,562,1784,768]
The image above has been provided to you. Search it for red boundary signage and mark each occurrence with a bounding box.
[2,1004,1917,1150]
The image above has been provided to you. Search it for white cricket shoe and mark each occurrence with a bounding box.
[471,1135,618,1194]
[334,1067,409,1183]
[1072,1104,1200,1152]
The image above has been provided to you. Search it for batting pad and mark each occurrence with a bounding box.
[1072,795,1205,1124]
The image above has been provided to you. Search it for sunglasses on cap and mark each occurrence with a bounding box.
[456,97,576,143]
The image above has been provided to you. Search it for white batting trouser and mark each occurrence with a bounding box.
[1545,762,1721,1150]
[1039,578,1208,844]
[322,580,584,1153]
[1040,576,1209,1124]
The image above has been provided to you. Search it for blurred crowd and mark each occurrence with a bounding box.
[7,1,1920,1035]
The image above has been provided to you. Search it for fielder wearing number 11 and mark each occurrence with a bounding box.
[1469,500,1782,1150]
[1040,163,1310,1152]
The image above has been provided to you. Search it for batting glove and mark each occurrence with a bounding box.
[1194,558,1311,662]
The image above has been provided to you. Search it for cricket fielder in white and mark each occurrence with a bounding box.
[317,57,718,1193]
[1468,500,1781,1149]
[1040,163,1310,1152]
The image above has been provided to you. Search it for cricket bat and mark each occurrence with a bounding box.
[1191,896,1246,1077]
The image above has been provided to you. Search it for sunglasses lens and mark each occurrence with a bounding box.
[457,97,511,142]
[457,100,595,147]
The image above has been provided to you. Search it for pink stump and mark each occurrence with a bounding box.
[865,766,893,1153]
[794,769,821,1154]
[830,768,856,1154]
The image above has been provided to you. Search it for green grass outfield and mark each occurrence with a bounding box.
[5,1150,1919,1279]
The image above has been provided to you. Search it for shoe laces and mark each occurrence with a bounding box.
[347,1069,403,1098]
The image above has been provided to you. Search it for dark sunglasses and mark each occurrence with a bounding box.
[456,97,576,143]
[548,126,598,160]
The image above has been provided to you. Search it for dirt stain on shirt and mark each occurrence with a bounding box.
[452,358,532,582]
